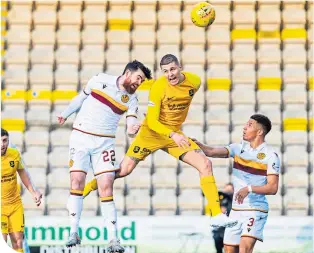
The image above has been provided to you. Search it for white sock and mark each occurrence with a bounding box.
[100,198,118,241]
[67,193,84,234]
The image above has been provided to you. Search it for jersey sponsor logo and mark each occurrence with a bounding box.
[9,161,15,167]
[148,101,155,106]
[189,89,195,96]
[168,102,189,111]
[166,96,175,101]
[133,146,140,153]
[257,153,266,160]
[121,95,129,103]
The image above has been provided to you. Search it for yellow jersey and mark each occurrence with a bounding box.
[1,147,24,206]
[143,71,201,136]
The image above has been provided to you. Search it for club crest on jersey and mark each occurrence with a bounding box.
[257,153,266,160]
[9,161,15,167]
[189,89,195,96]
[69,159,74,167]
[121,95,129,103]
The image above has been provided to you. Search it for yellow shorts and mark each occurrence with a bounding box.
[126,126,200,160]
[1,201,24,234]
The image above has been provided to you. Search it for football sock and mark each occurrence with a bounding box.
[100,196,118,241]
[16,249,23,253]
[200,175,222,216]
[83,178,98,197]
[68,190,84,234]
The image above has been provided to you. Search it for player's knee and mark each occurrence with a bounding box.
[239,245,253,253]
[199,158,213,176]
[71,177,85,190]
[11,236,23,249]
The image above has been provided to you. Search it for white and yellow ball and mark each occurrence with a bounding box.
[190,2,216,28]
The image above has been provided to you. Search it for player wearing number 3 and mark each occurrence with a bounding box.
[57,60,152,252]
[193,114,280,253]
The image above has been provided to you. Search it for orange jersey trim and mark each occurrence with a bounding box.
[234,155,267,170]
[91,89,128,114]
[94,168,120,176]
[241,235,263,242]
[73,128,115,138]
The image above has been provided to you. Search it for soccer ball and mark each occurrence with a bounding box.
[190,2,216,27]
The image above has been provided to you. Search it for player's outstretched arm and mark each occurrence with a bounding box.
[58,91,89,125]
[18,169,42,206]
[126,116,141,138]
[191,138,229,158]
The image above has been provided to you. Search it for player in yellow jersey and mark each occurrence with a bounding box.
[84,55,237,228]
[1,129,42,252]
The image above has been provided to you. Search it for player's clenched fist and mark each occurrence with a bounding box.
[171,133,191,149]
[57,115,66,125]
[32,189,43,206]
[130,123,141,134]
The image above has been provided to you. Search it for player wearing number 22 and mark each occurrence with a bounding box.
[193,114,280,253]
[84,54,238,229]
[57,60,152,252]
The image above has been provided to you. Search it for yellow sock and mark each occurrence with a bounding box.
[15,249,23,253]
[83,178,98,197]
[200,175,221,217]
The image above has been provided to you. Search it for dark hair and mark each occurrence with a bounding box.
[160,54,180,67]
[250,114,272,136]
[123,60,152,80]
[1,128,9,137]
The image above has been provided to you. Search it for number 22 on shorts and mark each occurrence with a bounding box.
[102,150,116,162]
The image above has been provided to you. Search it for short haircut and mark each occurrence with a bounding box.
[250,114,272,136]
[123,60,152,80]
[1,128,9,137]
[160,54,180,67]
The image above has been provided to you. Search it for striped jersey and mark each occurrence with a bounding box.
[73,73,138,136]
[226,141,280,212]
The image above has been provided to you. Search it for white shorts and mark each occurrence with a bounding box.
[69,130,119,177]
[223,209,268,246]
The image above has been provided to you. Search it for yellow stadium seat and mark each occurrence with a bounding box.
[309,77,313,90]
[231,29,256,42]
[108,18,131,30]
[27,90,52,102]
[258,77,282,90]
[1,119,25,132]
[207,79,231,90]
[52,90,77,102]
[281,28,307,41]
[258,30,281,44]
[283,118,307,131]
[1,90,26,101]
[309,118,314,131]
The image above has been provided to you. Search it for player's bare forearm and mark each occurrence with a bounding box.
[18,169,36,194]
[252,175,279,195]
[192,140,229,158]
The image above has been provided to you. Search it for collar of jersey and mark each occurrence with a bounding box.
[249,142,267,152]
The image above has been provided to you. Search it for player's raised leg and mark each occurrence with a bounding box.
[238,237,256,253]
[97,172,124,253]
[224,245,240,253]
[180,150,237,228]
[9,232,24,252]
[66,171,85,247]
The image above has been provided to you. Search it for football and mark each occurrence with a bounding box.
[190,2,216,28]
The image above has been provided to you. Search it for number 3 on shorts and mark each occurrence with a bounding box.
[102,150,115,162]
[247,218,255,227]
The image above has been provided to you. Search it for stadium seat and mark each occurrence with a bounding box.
[4,45,28,65]
[181,45,206,65]
[207,25,230,44]
[132,28,156,46]
[231,125,245,144]
[207,45,231,64]
[281,28,307,45]
[126,188,150,214]
[47,168,70,189]
[23,146,48,168]
[283,85,307,105]
[106,45,130,64]
[107,30,131,46]
[185,105,205,125]
[258,64,281,82]
[152,167,177,189]
[207,64,230,82]
[264,126,281,148]
[283,44,306,64]
[153,150,178,168]
[113,188,125,215]
[233,4,256,28]
[152,188,177,212]
[8,131,24,149]
[182,124,204,142]
[205,125,230,146]
[57,25,81,45]
[48,147,69,169]
[50,129,71,148]
[185,64,206,84]
[258,44,281,64]
[232,45,256,64]
[29,64,54,90]
[83,4,106,25]
[283,64,307,84]
[283,166,309,188]
[257,3,281,31]
[6,25,30,45]
[284,146,309,167]
[31,25,56,45]
[58,4,82,26]
[136,90,150,105]
[46,189,69,216]
[212,158,231,188]
[178,167,200,189]
[22,192,45,216]
[232,64,256,85]
[231,28,256,45]
[125,166,151,189]
[31,45,54,65]
[24,130,49,148]
[55,45,80,65]
[156,45,180,62]
[4,64,28,90]
[257,89,281,105]
[267,194,282,216]
[257,104,281,126]
[80,64,104,85]
[26,104,51,129]
[182,25,206,45]
[26,167,47,189]
[284,188,309,216]
[178,189,203,214]
[157,25,181,45]
[232,86,256,105]
[81,45,105,65]
[132,2,157,28]
[55,64,79,90]
[8,4,32,25]
[81,25,105,45]
[282,3,306,28]
[33,5,57,26]
[206,104,230,125]
[210,3,231,25]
